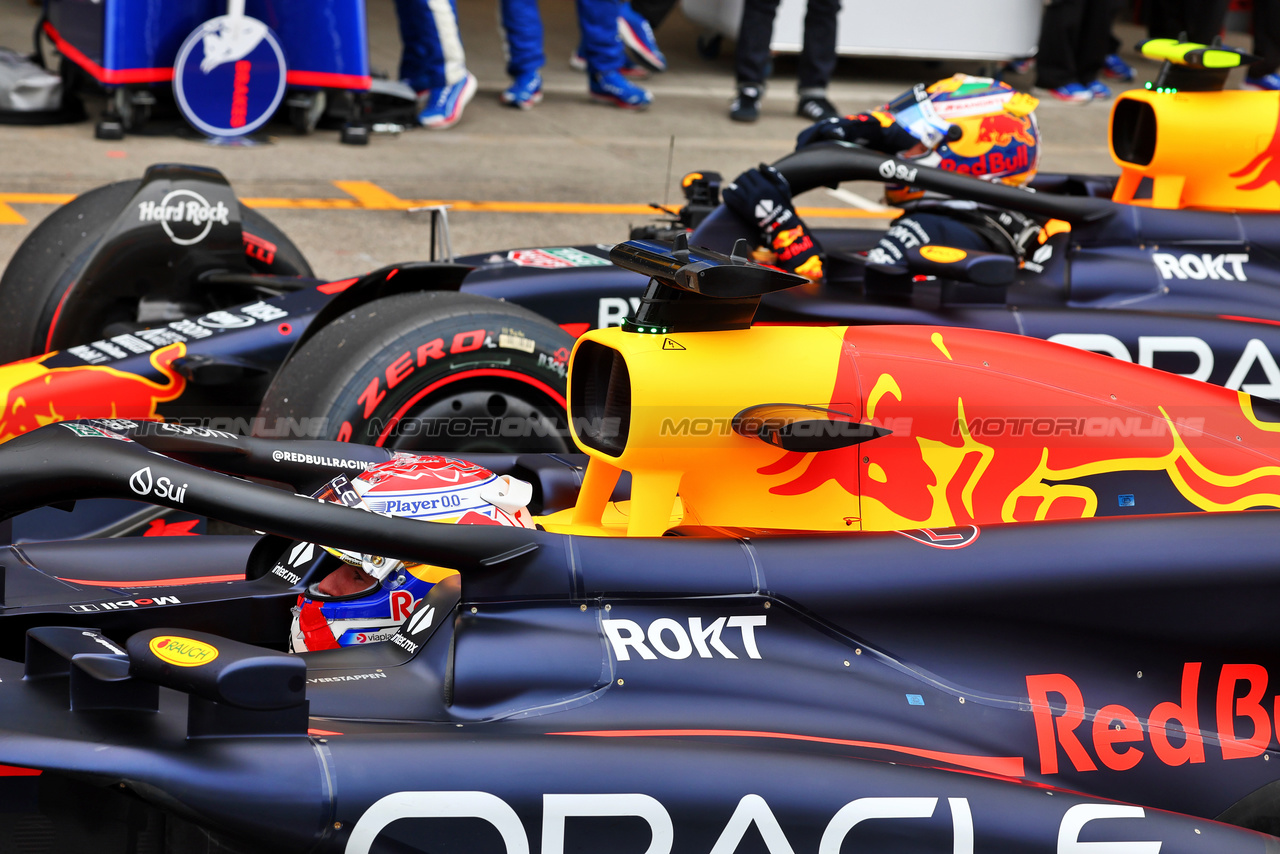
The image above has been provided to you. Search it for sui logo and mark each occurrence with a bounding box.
[173,11,287,138]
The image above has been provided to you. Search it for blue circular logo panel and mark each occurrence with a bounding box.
[173,16,287,138]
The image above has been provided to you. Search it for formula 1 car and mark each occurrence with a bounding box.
[2,242,1280,852]
[2,44,1280,487]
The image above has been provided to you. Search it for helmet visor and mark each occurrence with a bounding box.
[311,474,378,569]
[313,474,368,510]
[886,84,952,150]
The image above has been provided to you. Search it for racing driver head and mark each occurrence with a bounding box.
[722,73,1041,281]
[289,453,535,653]
[879,74,1040,204]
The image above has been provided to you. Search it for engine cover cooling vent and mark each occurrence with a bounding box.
[570,341,631,457]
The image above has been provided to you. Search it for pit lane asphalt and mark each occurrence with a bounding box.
[0,2,1253,281]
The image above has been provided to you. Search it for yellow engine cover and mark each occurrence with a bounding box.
[561,325,1280,538]
[567,326,857,536]
[1110,88,1280,211]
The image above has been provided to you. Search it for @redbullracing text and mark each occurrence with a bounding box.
[271,449,377,470]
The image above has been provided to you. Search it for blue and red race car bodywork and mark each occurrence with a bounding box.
[3,240,1280,851]
[8,150,1280,433]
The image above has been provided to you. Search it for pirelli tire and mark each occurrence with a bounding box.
[256,291,575,453]
[0,179,311,362]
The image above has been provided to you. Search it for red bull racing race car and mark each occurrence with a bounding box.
[0,241,1279,852]
[0,43,1279,498]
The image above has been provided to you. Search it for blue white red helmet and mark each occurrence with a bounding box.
[884,74,1040,204]
[289,453,534,653]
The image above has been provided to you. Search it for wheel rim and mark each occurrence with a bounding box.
[376,373,571,454]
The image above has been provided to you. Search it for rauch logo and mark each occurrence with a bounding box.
[151,636,220,667]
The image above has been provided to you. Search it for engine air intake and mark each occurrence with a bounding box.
[1110,98,1156,168]
[570,341,631,457]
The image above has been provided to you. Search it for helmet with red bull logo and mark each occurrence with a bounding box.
[289,453,535,653]
[883,74,1040,205]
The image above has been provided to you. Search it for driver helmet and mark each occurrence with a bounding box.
[289,453,535,653]
[883,74,1040,205]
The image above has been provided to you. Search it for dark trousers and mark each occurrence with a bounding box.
[735,0,842,90]
[1253,0,1280,78]
[1035,0,1114,89]
[1145,0,1230,42]
[393,0,465,91]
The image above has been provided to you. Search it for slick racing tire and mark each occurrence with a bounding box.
[0,179,311,362]
[256,291,575,453]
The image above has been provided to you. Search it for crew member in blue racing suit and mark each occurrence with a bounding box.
[499,0,653,109]
[723,75,1044,283]
[394,0,477,129]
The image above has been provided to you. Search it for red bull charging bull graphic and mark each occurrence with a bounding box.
[928,79,1040,183]
[764,326,1280,529]
[974,113,1036,146]
[0,343,187,442]
[1233,107,1280,193]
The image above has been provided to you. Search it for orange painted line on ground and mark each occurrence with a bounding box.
[0,183,895,225]
[240,196,363,210]
[426,199,664,215]
[331,180,414,209]
[0,193,76,225]
[243,196,893,218]
[0,193,75,204]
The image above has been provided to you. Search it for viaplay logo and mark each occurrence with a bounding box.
[173,13,286,137]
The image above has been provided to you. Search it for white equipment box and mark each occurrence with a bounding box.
[681,0,1041,61]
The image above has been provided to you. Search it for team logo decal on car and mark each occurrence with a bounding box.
[129,466,188,503]
[1029,662,1280,773]
[0,344,188,442]
[1152,252,1249,281]
[150,636,219,667]
[137,190,231,246]
[878,160,919,183]
[345,791,1159,854]
[896,526,981,549]
[507,248,611,269]
[602,616,767,661]
[70,596,181,613]
[78,631,127,655]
